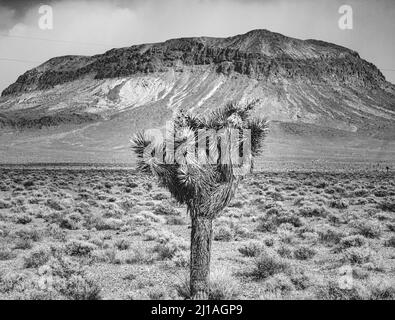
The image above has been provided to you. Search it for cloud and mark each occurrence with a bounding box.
[0,0,394,92]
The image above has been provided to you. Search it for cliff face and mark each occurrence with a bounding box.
[1,30,390,97]
[0,29,394,164]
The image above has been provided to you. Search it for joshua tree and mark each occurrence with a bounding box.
[132,101,268,299]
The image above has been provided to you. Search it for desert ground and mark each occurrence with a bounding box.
[0,165,394,300]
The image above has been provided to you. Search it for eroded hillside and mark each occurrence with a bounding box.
[0,29,394,164]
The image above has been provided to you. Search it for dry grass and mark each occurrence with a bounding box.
[0,168,394,300]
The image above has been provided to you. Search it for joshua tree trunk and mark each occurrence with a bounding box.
[190,212,213,300]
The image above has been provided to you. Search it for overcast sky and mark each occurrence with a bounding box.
[0,0,394,92]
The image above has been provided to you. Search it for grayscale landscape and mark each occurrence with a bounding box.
[0,2,394,300]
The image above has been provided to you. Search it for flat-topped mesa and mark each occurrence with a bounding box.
[1,29,389,97]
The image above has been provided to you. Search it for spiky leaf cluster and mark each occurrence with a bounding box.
[131,101,269,217]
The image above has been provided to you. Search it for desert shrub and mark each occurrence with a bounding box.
[0,247,16,261]
[0,272,26,293]
[16,214,32,225]
[374,212,392,221]
[352,220,382,238]
[352,267,369,280]
[350,198,368,205]
[118,198,136,211]
[315,180,328,189]
[147,286,174,300]
[102,248,120,264]
[46,256,102,300]
[324,187,335,195]
[353,189,369,197]
[83,213,104,230]
[144,228,175,243]
[153,237,188,260]
[175,277,191,299]
[142,228,160,241]
[315,280,369,300]
[208,270,240,300]
[102,203,124,218]
[299,204,329,217]
[300,231,319,243]
[59,216,79,230]
[18,279,60,300]
[276,245,293,259]
[74,201,90,215]
[23,180,35,188]
[0,222,8,237]
[343,247,373,265]
[327,213,342,225]
[65,240,97,257]
[123,273,137,281]
[233,225,252,239]
[91,249,112,263]
[265,206,284,217]
[228,200,244,208]
[0,200,12,209]
[124,247,154,265]
[13,238,33,250]
[264,273,295,294]
[339,235,367,249]
[23,247,51,268]
[153,203,180,216]
[278,229,295,244]
[318,226,344,245]
[45,199,65,211]
[85,213,124,231]
[374,189,387,197]
[0,183,10,192]
[263,237,275,247]
[166,216,186,225]
[287,266,311,290]
[102,218,125,230]
[251,250,291,279]
[152,192,169,200]
[14,227,42,242]
[104,182,113,189]
[256,217,277,232]
[172,250,189,267]
[328,199,349,209]
[276,213,304,228]
[368,279,395,300]
[278,222,294,232]
[293,197,305,206]
[385,236,395,248]
[268,191,284,201]
[126,180,138,188]
[13,196,26,206]
[293,246,316,260]
[115,239,130,250]
[46,224,67,242]
[238,241,264,257]
[176,270,239,300]
[213,225,234,241]
[42,210,63,224]
[139,211,166,224]
[378,200,395,212]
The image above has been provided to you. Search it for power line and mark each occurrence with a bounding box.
[0,58,42,64]
[0,33,119,48]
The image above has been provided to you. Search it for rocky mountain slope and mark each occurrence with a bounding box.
[0,29,394,165]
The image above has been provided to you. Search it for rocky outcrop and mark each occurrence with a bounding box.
[1,29,390,97]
